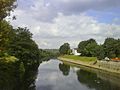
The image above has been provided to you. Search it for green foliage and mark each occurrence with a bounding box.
[0,59,20,90]
[0,52,18,63]
[78,38,120,59]
[93,45,105,60]
[0,1,45,89]
[19,62,25,79]
[85,42,98,57]
[39,49,58,61]
[103,38,120,58]
[8,27,40,66]
[59,43,71,55]
[0,20,14,52]
[78,38,98,57]
[0,0,16,20]
[44,49,60,57]
[44,49,59,54]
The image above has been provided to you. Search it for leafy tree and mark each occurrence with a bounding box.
[93,45,105,60]
[103,38,119,58]
[0,0,16,20]
[78,40,88,56]
[85,42,98,57]
[116,39,120,57]
[0,20,14,53]
[78,39,97,56]
[8,27,40,66]
[0,0,16,55]
[59,43,71,55]
[39,49,59,61]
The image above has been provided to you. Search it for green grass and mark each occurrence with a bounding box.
[61,55,97,62]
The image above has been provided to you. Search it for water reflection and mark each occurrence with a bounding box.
[0,59,120,90]
[0,62,19,90]
[20,65,38,90]
[59,63,70,76]
[76,69,120,90]
[0,60,39,90]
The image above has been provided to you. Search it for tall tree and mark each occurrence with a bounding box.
[93,45,105,60]
[78,40,88,56]
[0,0,16,20]
[85,42,98,57]
[8,27,40,66]
[59,43,71,55]
[78,38,97,56]
[103,38,117,58]
[0,0,16,54]
[103,38,119,58]
[0,20,14,53]
[115,39,120,57]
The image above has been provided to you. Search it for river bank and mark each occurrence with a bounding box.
[58,57,120,75]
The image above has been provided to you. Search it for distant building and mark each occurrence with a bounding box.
[72,48,81,56]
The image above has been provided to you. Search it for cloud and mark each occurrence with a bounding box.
[9,0,120,49]
[11,12,120,48]
[14,0,120,22]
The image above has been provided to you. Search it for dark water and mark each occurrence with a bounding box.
[35,59,120,90]
[0,59,120,90]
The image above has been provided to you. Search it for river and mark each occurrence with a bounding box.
[0,59,120,90]
[35,59,120,90]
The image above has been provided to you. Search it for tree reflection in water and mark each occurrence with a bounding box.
[0,61,40,90]
[59,63,70,76]
[76,69,120,90]
[20,64,39,90]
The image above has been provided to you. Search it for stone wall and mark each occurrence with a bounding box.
[97,61,120,72]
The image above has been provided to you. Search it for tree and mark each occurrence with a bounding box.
[85,42,98,57]
[103,38,118,58]
[59,43,71,55]
[8,27,40,67]
[115,39,120,57]
[78,39,97,56]
[0,0,16,54]
[93,45,105,60]
[0,20,14,53]
[78,40,88,56]
[0,0,16,20]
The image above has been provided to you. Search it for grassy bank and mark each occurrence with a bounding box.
[61,55,97,63]
[58,55,120,74]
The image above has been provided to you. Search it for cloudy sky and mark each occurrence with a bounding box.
[10,0,120,49]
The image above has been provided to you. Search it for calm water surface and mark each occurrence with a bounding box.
[35,59,120,90]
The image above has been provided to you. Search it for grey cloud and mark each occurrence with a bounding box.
[17,0,120,22]
[10,0,120,49]
[43,0,120,17]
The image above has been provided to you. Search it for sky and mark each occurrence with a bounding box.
[9,0,120,49]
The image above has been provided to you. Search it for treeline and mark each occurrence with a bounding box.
[39,49,59,61]
[78,38,120,59]
[0,0,56,67]
[0,0,55,89]
[59,38,120,60]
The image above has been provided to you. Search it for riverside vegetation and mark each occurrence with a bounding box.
[58,38,120,74]
[59,38,120,60]
[0,0,120,89]
[0,0,58,89]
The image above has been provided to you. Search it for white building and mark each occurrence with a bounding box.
[72,48,81,56]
